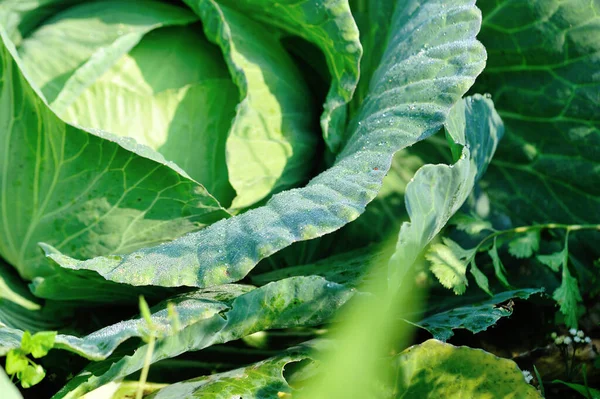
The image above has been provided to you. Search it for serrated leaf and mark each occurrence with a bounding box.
[553,265,583,328]
[21,331,56,358]
[5,350,27,375]
[52,276,353,398]
[146,345,313,399]
[450,213,493,235]
[537,250,567,272]
[508,230,540,259]
[38,0,486,291]
[414,288,544,341]
[426,240,474,295]
[488,243,510,287]
[469,259,491,296]
[392,339,542,398]
[18,363,45,388]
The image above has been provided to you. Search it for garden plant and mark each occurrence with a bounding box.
[0,0,598,398]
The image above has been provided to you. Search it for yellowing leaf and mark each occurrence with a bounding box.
[392,340,542,398]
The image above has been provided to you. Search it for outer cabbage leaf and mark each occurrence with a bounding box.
[413,288,544,341]
[475,0,600,255]
[298,94,501,398]
[185,0,318,209]
[0,285,250,360]
[42,0,486,289]
[146,345,312,399]
[213,0,361,152]
[0,29,227,280]
[444,94,504,181]
[52,276,353,399]
[0,325,23,357]
[348,0,395,117]
[392,339,542,398]
[389,95,502,287]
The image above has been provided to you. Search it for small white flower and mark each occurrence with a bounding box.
[569,328,577,336]
[555,336,564,345]
[574,336,581,343]
[522,370,534,384]
[564,337,573,345]
[584,337,592,343]
[551,332,558,339]
[577,330,585,338]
